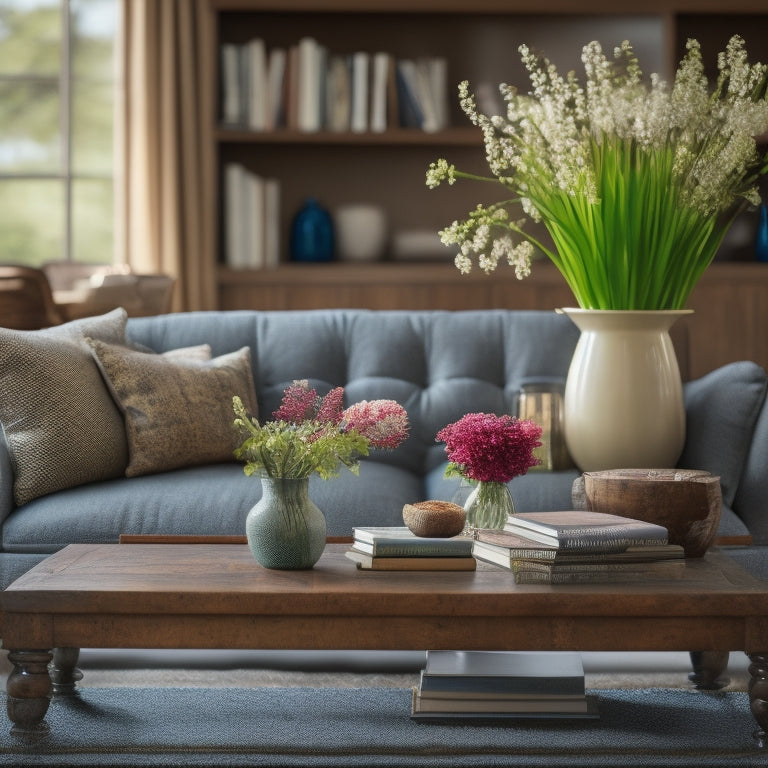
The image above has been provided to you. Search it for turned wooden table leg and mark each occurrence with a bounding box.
[6,649,52,739]
[749,653,768,748]
[688,650,730,690]
[50,646,83,697]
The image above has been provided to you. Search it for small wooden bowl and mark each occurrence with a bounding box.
[403,501,466,538]
[581,468,722,557]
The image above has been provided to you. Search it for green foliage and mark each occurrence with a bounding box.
[233,396,370,480]
[428,36,768,310]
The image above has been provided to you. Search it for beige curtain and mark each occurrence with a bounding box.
[118,0,217,312]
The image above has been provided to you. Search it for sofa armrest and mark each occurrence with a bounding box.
[679,361,768,537]
[0,426,14,528]
[734,391,768,544]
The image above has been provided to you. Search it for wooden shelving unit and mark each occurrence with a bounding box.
[205,1,768,377]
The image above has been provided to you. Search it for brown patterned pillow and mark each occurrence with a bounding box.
[0,309,130,506]
[87,340,258,477]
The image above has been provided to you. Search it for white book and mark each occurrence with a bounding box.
[428,57,449,131]
[220,43,243,125]
[369,51,390,133]
[247,38,268,131]
[350,51,370,133]
[245,172,265,269]
[266,47,287,130]
[264,178,281,268]
[224,163,246,268]
[297,36,322,132]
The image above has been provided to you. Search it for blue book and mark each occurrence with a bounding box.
[419,651,585,697]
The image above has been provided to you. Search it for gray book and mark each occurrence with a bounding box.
[505,511,668,554]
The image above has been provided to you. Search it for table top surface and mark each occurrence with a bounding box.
[3,543,768,620]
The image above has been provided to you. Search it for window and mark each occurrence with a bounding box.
[0,0,119,266]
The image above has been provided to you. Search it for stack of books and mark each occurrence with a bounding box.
[473,510,686,584]
[220,37,449,134]
[346,526,475,570]
[411,651,597,719]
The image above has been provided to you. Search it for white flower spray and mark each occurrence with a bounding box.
[427,36,768,309]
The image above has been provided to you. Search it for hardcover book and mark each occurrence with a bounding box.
[345,550,476,571]
[504,511,668,553]
[511,559,686,585]
[419,651,585,697]
[473,533,684,568]
[352,526,473,557]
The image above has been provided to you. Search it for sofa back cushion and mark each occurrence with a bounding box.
[126,310,580,475]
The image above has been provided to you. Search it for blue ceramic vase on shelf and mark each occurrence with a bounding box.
[290,198,334,262]
[756,205,768,263]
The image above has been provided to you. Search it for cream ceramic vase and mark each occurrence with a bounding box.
[559,308,692,472]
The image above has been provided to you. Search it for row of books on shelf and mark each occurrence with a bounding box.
[223,163,280,270]
[410,650,598,719]
[346,509,685,583]
[220,37,450,134]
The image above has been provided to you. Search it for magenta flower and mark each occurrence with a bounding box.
[272,380,318,423]
[342,400,410,449]
[316,387,344,424]
[436,412,542,483]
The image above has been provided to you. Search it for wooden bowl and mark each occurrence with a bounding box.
[403,501,466,538]
[581,468,722,557]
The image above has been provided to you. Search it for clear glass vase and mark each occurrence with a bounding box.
[458,480,515,538]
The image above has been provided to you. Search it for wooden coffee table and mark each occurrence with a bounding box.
[3,542,768,746]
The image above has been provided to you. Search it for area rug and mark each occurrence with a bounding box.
[1,686,763,768]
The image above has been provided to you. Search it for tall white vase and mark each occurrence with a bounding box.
[560,308,692,472]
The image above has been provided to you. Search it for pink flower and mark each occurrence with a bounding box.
[272,380,318,423]
[342,400,410,449]
[436,412,542,483]
[316,387,344,425]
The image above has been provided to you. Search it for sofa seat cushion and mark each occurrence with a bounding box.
[88,340,258,477]
[1,461,422,553]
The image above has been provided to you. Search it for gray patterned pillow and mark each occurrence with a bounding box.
[0,309,130,506]
[87,340,257,477]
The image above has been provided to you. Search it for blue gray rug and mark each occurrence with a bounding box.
[0,686,763,767]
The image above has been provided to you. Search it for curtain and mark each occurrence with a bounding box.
[118,0,217,312]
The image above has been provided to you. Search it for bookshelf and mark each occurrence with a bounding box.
[205,1,768,376]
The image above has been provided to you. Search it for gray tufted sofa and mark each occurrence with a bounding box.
[1,308,767,592]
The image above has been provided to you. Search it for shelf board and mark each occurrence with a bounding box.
[212,0,768,13]
[216,127,482,146]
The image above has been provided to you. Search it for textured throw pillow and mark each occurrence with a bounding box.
[88,340,258,477]
[0,309,130,506]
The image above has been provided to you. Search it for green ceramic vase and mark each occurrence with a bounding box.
[246,477,326,569]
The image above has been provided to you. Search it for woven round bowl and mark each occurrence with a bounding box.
[402,500,466,538]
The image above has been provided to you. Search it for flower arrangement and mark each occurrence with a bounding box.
[233,380,409,480]
[426,36,768,310]
[437,412,542,483]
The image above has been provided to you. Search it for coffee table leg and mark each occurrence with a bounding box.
[6,649,52,739]
[50,647,83,697]
[688,650,730,690]
[749,653,768,748]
